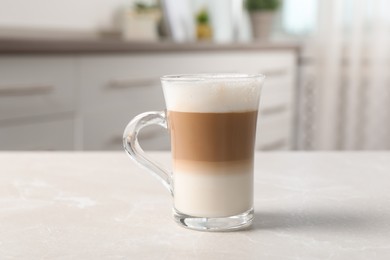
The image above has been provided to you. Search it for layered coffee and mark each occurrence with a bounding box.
[163,76,262,217]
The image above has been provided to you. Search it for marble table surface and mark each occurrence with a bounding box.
[1,152,390,259]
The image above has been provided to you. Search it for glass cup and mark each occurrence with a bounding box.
[123,74,265,231]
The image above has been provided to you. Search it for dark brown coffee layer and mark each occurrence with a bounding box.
[168,110,258,162]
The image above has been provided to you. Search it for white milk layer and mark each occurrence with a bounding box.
[162,75,263,113]
[173,160,253,217]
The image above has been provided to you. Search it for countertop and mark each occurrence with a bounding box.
[0,38,300,54]
[1,152,389,259]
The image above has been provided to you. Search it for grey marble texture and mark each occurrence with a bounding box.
[0,152,389,259]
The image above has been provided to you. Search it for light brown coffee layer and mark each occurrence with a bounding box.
[168,110,258,162]
[174,159,254,175]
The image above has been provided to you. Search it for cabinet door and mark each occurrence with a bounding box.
[80,55,171,150]
[82,109,169,151]
[0,57,77,120]
[0,117,74,150]
[257,111,293,150]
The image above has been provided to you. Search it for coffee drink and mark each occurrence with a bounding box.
[163,76,261,217]
[124,73,264,230]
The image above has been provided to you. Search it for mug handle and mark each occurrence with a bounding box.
[123,110,173,196]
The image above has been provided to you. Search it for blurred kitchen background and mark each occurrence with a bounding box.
[0,0,389,151]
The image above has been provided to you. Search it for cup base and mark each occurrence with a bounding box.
[173,208,254,232]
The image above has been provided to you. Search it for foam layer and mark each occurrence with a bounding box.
[174,160,253,217]
[162,75,264,113]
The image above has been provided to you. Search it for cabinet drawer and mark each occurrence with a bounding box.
[83,109,170,151]
[260,88,293,115]
[80,56,170,113]
[0,57,76,120]
[256,112,293,151]
[0,117,74,150]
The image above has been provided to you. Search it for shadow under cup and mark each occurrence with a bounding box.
[124,74,264,231]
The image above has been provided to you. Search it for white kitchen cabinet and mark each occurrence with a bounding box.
[0,116,74,150]
[79,55,170,150]
[0,46,298,151]
[79,51,296,151]
[0,56,77,150]
[0,57,77,120]
[256,111,293,150]
[82,108,170,151]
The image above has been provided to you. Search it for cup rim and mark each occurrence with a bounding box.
[160,73,266,82]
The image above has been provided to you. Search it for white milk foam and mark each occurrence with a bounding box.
[174,170,253,217]
[173,160,254,217]
[162,75,263,113]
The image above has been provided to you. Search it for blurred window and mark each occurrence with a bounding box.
[281,0,318,36]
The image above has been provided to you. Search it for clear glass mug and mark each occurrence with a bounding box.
[123,74,264,231]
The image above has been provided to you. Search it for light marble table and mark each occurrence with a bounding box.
[1,152,390,259]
